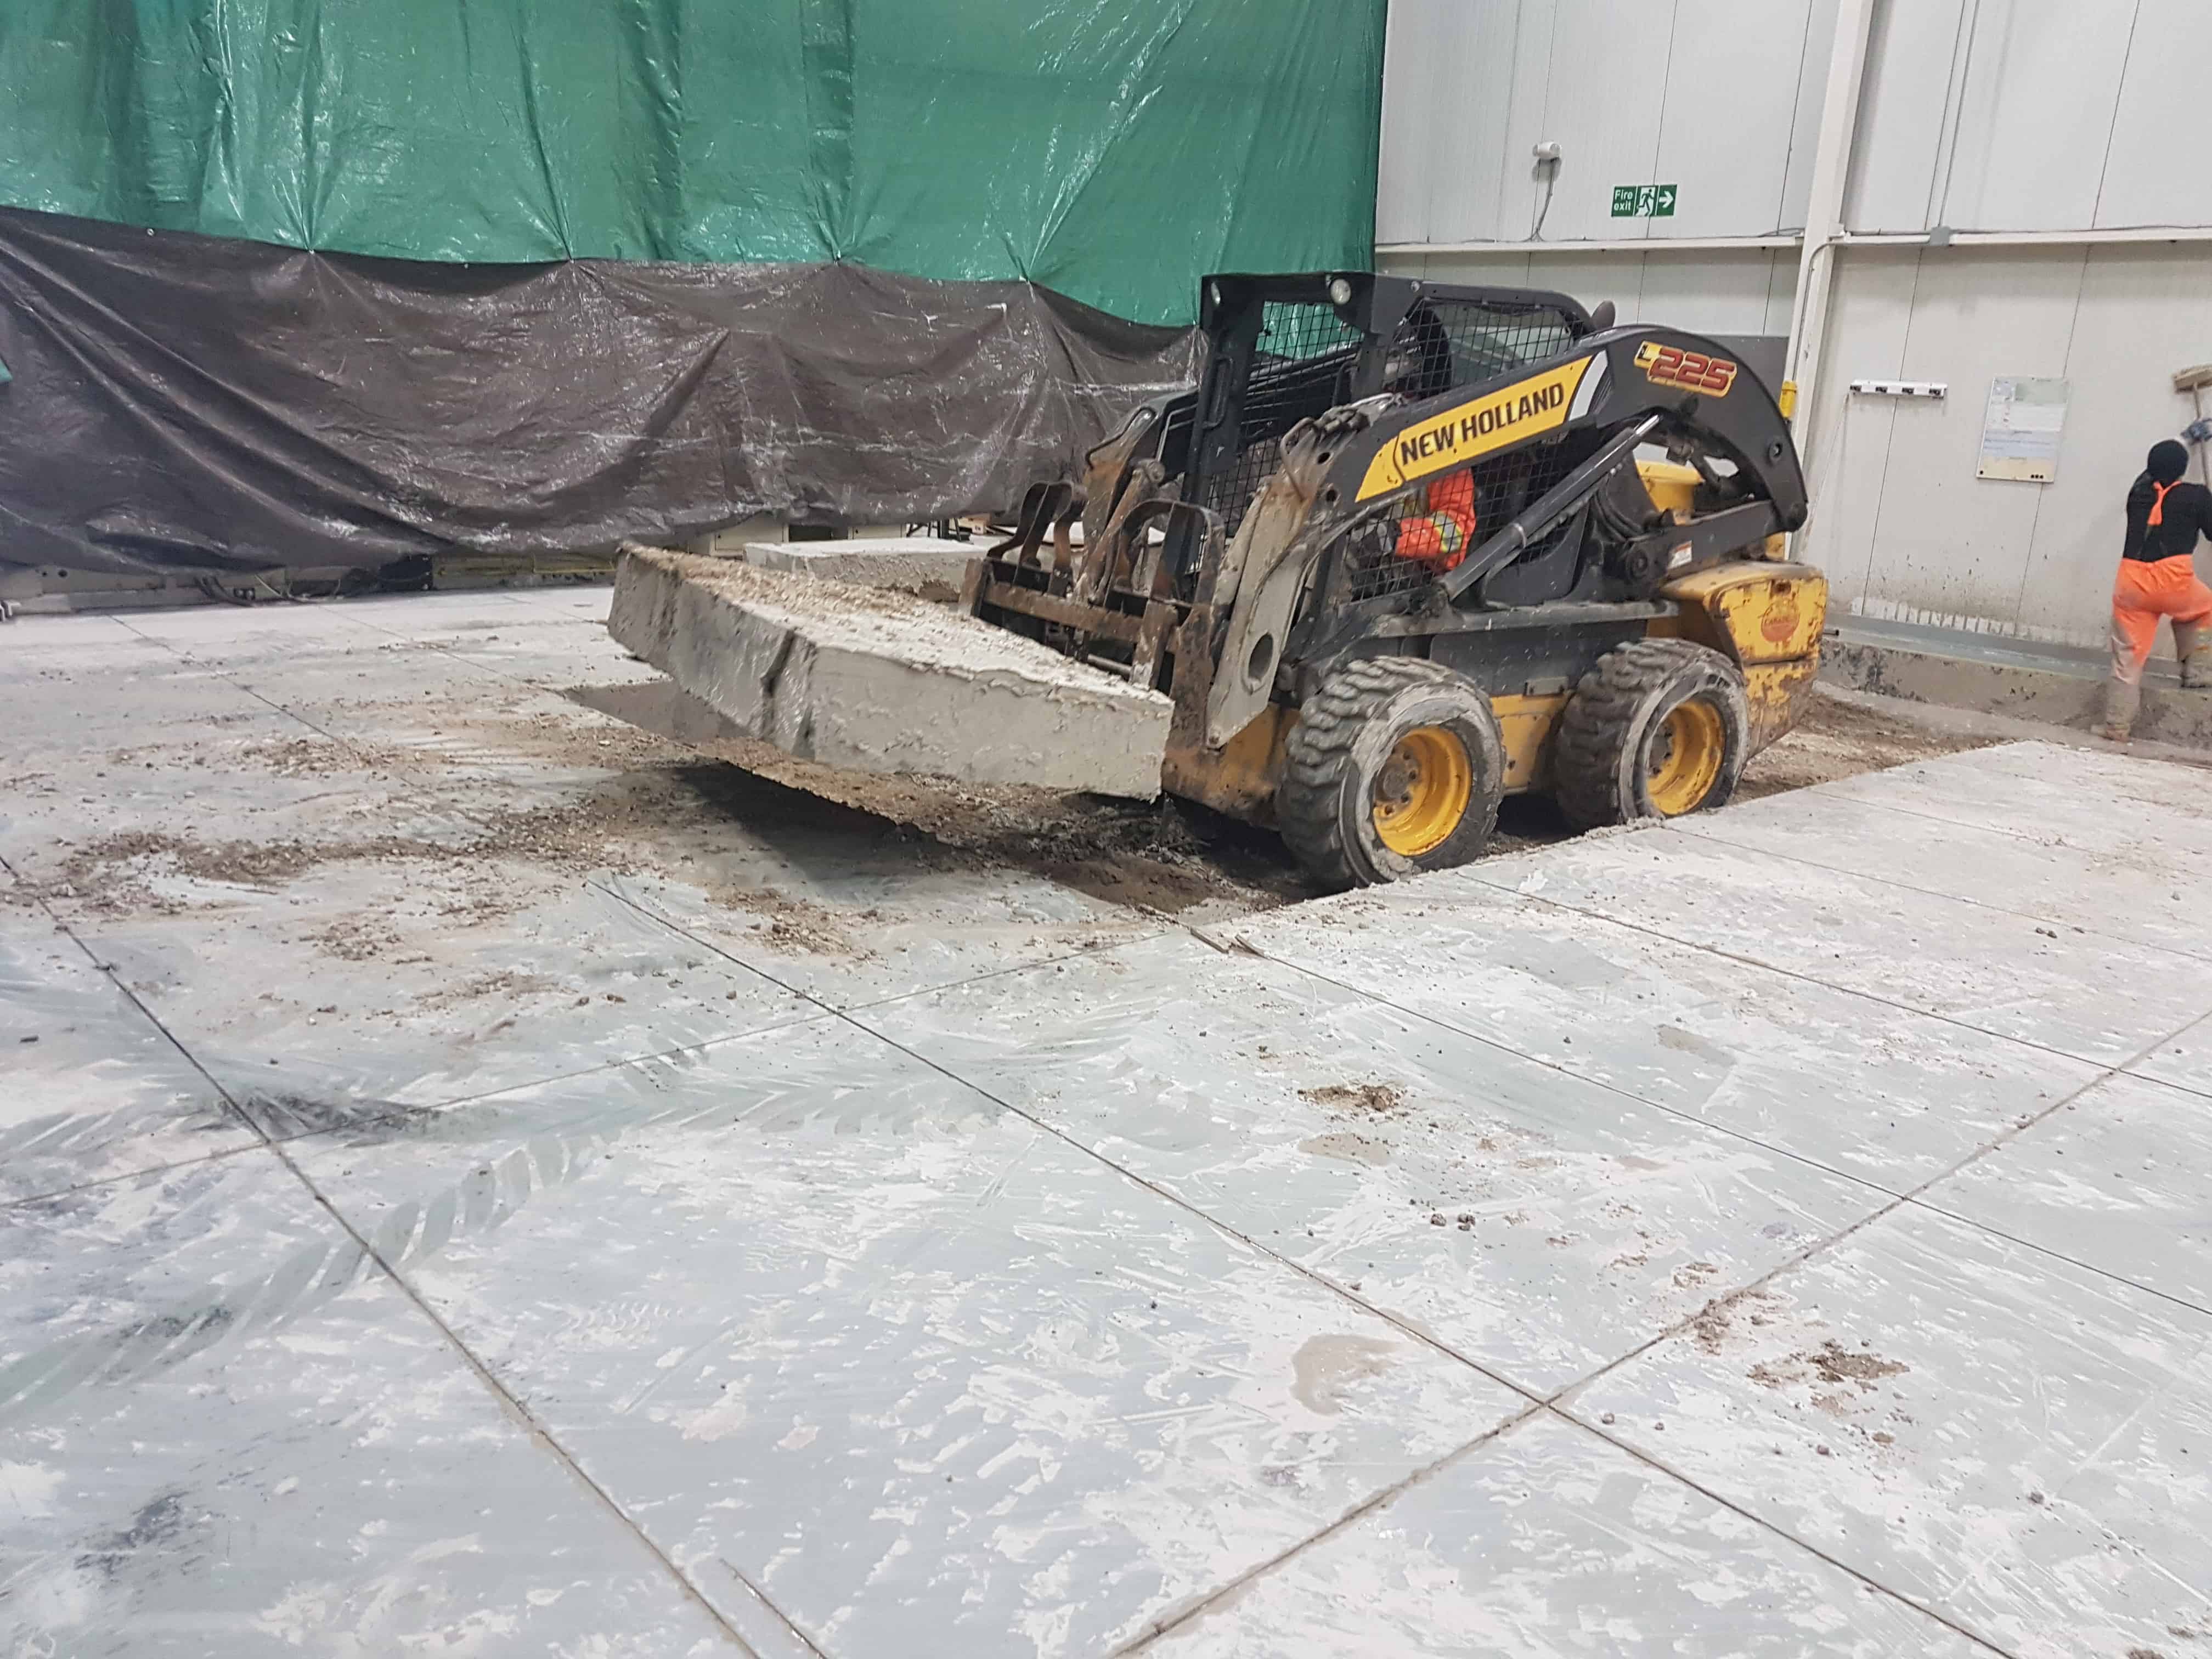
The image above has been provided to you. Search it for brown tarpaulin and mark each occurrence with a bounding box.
[0,208,1197,576]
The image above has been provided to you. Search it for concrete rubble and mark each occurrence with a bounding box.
[740,534,978,594]
[609,543,1171,797]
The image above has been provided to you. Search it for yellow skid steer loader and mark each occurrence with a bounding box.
[961,271,1826,886]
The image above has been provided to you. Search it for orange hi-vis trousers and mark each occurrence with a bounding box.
[2106,552,2212,732]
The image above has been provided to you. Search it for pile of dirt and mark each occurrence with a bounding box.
[569,683,1312,916]
[230,737,430,778]
[30,790,665,919]
[709,884,876,959]
[1750,1338,1910,1392]
[29,675,2001,950]
[1300,1083,1406,1115]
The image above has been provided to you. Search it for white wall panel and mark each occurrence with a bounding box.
[1386,250,1535,289]
[1844,0,1966,232]
[1776,0,1841,233]
[1938,0,2137,232]
[1796,251,1921,605]
[1649,0,1809,241]
[2015,246,2212,637]
[1522,0,1676,244]
[1375,0,1447,245]
[1851,250,2087,625]
[1376,1,2212,650]
[1381,0,1825,247]
[1626,253,1791,335]
[1494,0,1565,245]
[1376,0,1523,246]
[2096,0,2212,230]
[1804,245,2212,646]
[1760,255,1799,336]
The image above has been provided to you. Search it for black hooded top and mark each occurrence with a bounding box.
[2124,440,2212,562]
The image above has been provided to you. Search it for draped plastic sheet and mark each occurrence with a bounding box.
[0,0,1385,328]
[0,209,1196,575]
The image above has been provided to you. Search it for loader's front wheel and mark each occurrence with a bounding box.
[1554,639,1749,829]
[1278,657,1504,890]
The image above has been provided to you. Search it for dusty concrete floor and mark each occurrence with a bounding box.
[4,589,2209,1657]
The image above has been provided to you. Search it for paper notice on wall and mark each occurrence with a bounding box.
[1977,376,2069,482]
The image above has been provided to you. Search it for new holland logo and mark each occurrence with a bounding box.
[1636,341,1737,397]
[1357,356,1596,501]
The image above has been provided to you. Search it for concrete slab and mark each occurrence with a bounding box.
[1816,736,2212,864]
[1678,786,2212,963]
[1228,875,2102,1192]
[1567,1203,2212,1658]
[0,908,251,1205]
[609,545,1171,798]
[13,596,2212,1655]
[1918,1071,2212,1307]
[287,1018,1527,1656]
[1465,826,2212,1067]
[2126,1006,2212,1098]
[1142,1411,1991,1657]
[0,1151,736,1657]
[69,868,812,1134]
[863,931,1891,1395]
[741,535,977,595]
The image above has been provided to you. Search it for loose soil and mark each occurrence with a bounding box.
[1300,1084,1406,1115]
[27,679,1993,946]
[1735,690,1997,800]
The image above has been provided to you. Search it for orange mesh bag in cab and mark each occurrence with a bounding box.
[1393,471,1477,570]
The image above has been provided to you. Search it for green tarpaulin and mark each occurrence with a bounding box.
[0,0,1384,325]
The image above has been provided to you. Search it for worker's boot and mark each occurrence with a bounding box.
[2102,675,2138,742]
[2182,648,2212,690]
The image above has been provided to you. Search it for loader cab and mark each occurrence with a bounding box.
[1162,274,1600,586]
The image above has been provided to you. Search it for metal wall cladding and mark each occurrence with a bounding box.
[1799,243,2212,644]
[1381,0,2210,248]
[1848,0,2212,235]
[0,209,1197,575]
[0,0,1386,328]
[1376,0,1835,247]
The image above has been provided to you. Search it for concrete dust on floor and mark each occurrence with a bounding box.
[9,590,2212,1658]
[575,678,2003,922]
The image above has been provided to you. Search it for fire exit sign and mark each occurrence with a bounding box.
[1611,184,1678,218]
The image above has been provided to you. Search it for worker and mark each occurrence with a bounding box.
[2104,438,2212,742]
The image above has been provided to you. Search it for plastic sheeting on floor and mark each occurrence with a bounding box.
[4,595,2211,1655]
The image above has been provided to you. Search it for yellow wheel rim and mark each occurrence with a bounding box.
[1646,699,1725,815]
[1371,725,1473,857]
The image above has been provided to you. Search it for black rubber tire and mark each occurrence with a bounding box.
[1553,638,1750,830]
[1278,656,1506,890]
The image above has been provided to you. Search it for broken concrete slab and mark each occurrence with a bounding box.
[741,535,977,596]
[608,544,1170,798]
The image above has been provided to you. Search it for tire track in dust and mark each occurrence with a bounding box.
[0,1067,975,1425]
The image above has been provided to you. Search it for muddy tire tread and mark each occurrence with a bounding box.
[1279,657,1500,889]
[1554,637,1741,830]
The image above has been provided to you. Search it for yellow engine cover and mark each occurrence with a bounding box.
[1657,561,1829,754]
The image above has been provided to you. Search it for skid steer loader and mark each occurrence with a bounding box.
[960,270,1825,887]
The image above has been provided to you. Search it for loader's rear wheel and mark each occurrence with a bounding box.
[1554,639,1749,829]
[1279,657,1504,890]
